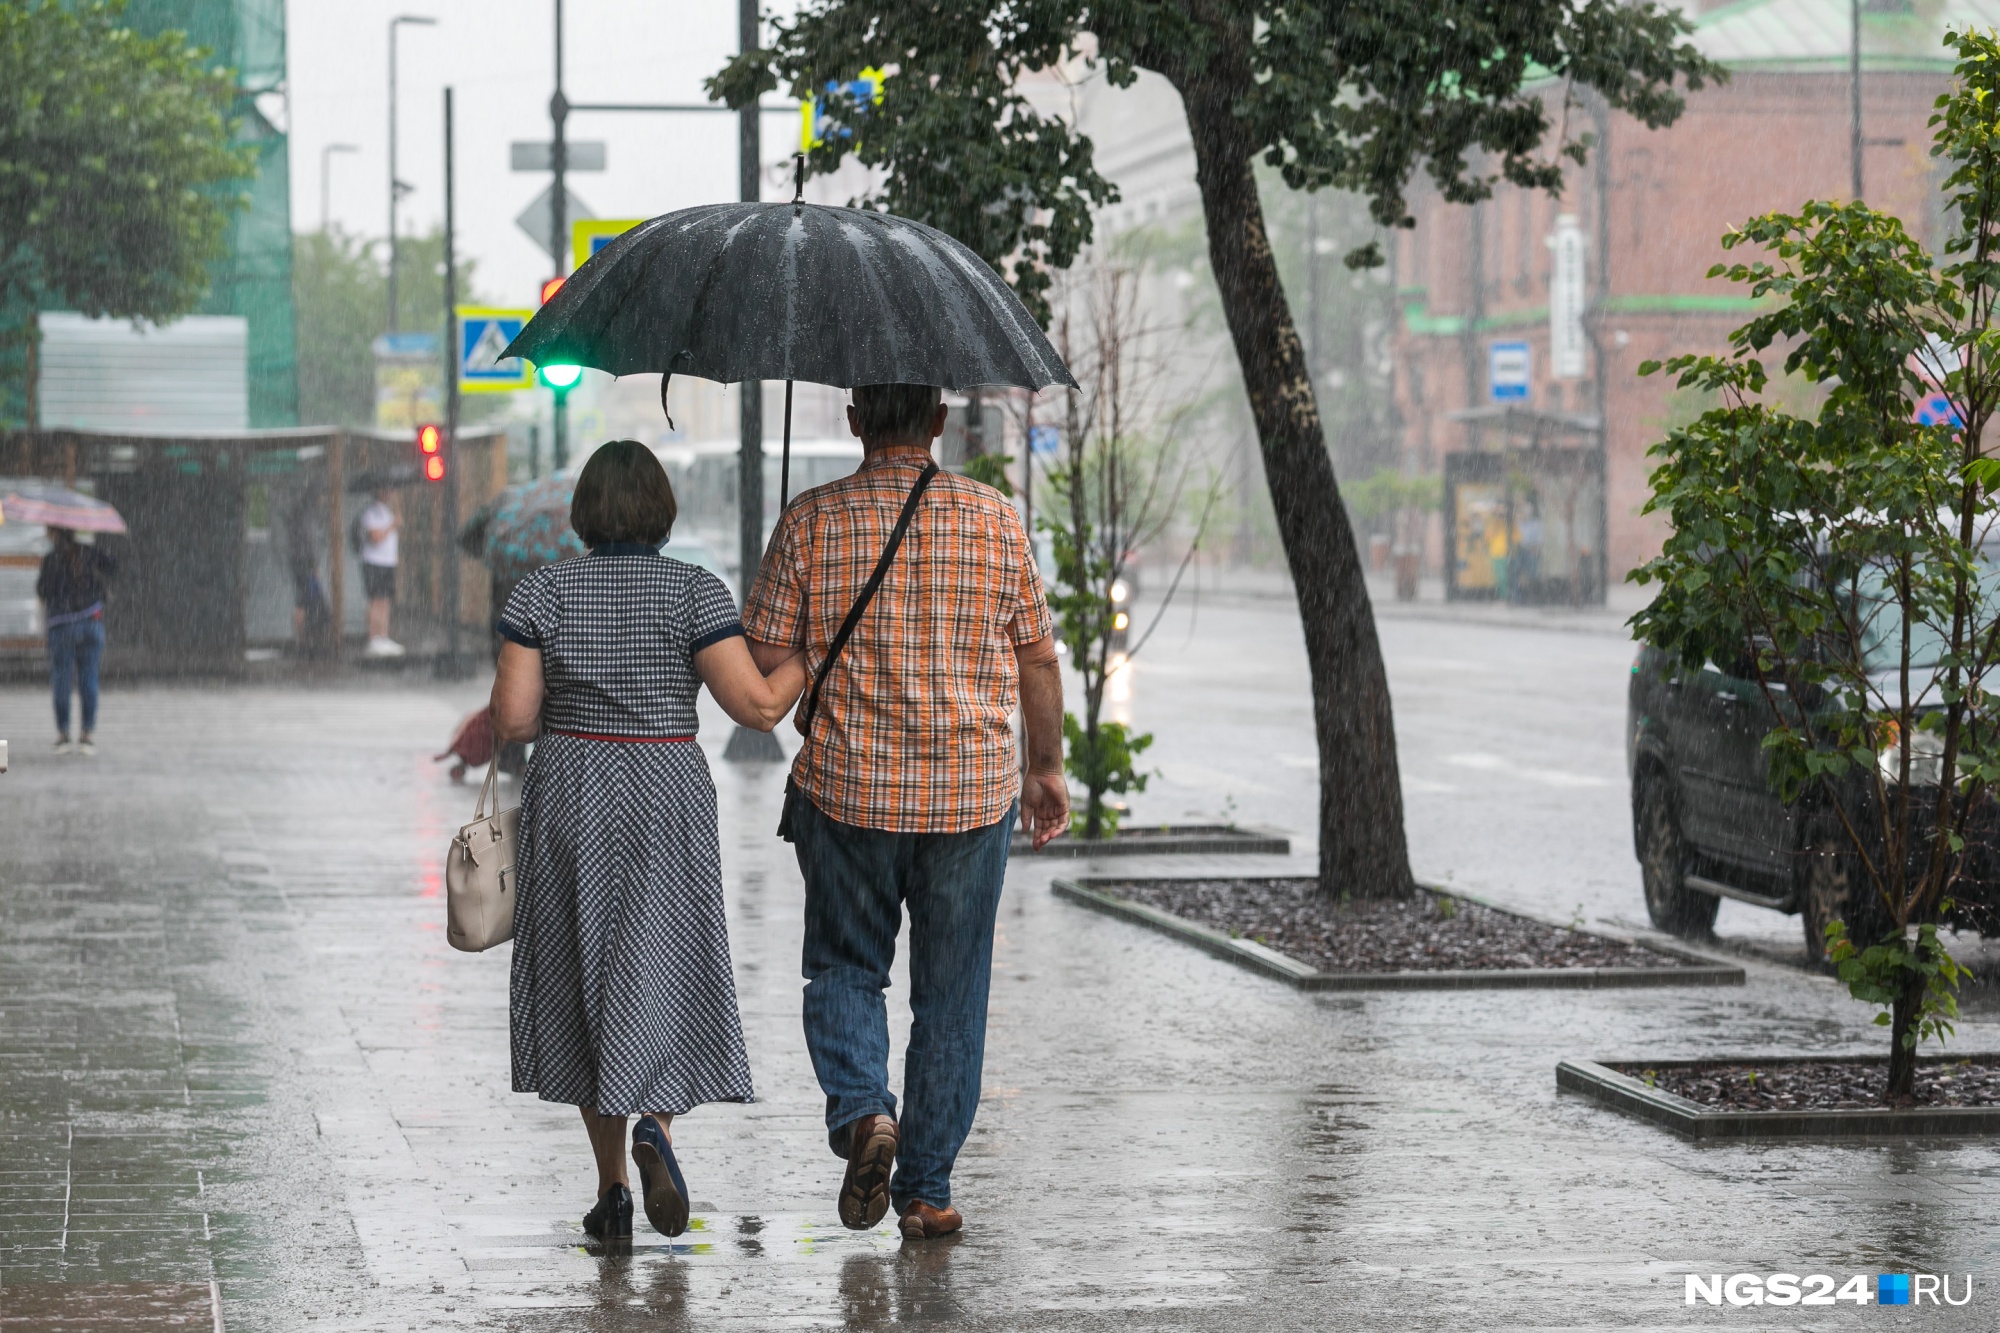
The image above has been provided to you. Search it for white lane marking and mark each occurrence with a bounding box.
[1443,751,1613,789]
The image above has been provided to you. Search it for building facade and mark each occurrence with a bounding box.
[1392,0,1995,592]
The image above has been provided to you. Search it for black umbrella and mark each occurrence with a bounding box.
[503,175,1075,505]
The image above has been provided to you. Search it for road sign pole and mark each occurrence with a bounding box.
[724,0,784,764]
[438,84,468,681]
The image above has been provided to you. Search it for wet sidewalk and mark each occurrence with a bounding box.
[3,660,1999,1328]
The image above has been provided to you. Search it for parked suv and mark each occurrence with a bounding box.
[1626,646,1999,959]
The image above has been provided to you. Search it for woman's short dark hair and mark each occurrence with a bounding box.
[852,383,943,442]
[570,440,678,547]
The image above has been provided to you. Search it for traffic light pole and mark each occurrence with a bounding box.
[436,85,469,681]
[550,0,570,473]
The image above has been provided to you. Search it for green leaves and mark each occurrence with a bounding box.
[0,1,250,330]
[1060,712,1153,837]
[1826,920,1970,1052]
[712,0,1719,292]
[1632,32,2000,1090]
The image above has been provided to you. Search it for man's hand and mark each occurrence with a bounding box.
[1013,633,1067,848]
[1021,770,1070,849]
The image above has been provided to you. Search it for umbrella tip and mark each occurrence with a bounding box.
[793,153,805,208]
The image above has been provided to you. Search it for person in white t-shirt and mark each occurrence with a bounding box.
[359,487,404,657]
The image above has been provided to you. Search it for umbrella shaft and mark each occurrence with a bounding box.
[780,379,794,512]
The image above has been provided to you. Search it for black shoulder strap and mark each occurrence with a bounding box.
[798,461,938,733]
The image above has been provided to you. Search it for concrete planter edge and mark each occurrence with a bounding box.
[1556,1056,2000,1139]
[1051,877,1747,991]
[1015,824,1291,858]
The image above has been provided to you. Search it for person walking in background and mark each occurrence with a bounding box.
[488,441,810,1243]
[37,527,116,756]
[357,486,404,657]
[744,383,1069,1243]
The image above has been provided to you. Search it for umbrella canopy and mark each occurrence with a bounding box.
[502,202,1077,393]
[460,474,584,583]
[0,484,127,534]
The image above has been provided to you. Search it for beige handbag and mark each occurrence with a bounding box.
[446,759,520,952]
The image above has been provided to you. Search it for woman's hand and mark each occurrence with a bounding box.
[696,635,808,731]
[491,641,546,743]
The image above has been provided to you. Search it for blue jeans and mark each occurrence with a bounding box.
[48,617,104,736]
[792,793,1016,1212]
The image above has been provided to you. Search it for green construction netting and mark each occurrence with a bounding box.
[0,0,297,428]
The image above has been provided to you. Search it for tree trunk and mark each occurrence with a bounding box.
[1173,69,1414,898]
[1886,965,1923,1100]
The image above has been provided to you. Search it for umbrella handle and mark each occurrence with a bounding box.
[780,379,794,512]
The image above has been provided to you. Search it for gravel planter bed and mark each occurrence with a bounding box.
[1053,876,1743,991]
[1559,1056,2000,1139]
[1635,1056,2000,1111]
[1013,824,1289,858]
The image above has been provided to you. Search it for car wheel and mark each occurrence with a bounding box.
[1636,770,1719,937]
[1800,815,1883,965]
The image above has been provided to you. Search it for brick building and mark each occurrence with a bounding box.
[1392,0,1995,599]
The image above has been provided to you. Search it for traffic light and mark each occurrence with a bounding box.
[417,422,445,482]
[540,276,566,305]
[537,362,583,398]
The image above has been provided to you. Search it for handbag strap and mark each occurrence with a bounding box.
[472,748,501,822]
[797,460,938,734]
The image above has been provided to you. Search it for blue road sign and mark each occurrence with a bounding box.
[457,307,534,392]
[1489,341,1531,403]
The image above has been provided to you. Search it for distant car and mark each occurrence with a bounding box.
[1627,645,2000,959]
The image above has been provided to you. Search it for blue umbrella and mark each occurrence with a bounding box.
[459,473,583,583]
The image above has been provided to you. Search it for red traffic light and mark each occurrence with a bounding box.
[417,423,442,454]
[540,276,566,305]
[424,454,446,482]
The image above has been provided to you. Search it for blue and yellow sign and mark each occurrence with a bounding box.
[801,67,886,152]
[457,307,534,393]
[572,218,646,274]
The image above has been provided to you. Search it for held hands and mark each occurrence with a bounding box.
[1020,771,1070,850]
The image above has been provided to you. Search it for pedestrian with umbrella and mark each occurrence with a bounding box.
[504,165,1075,1243]
[2,485,126,755]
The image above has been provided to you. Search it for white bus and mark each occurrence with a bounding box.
[653,438,865,581]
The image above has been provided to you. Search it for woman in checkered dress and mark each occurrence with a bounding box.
[489,441,808,1243]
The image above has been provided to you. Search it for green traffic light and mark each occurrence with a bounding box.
[538,362,583,391]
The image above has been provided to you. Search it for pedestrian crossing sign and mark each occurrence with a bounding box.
[457,307,535,392]
[572,219,645,274]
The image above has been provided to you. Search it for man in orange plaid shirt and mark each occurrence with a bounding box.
[746,383,1067,1243]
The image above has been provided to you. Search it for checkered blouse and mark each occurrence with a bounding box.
[743,452,1052,833]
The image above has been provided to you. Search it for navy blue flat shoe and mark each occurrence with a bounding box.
[582,1181,632,1241]
[630,1114,689,1238]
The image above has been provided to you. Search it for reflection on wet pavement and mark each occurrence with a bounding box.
[2,625,1999,1328]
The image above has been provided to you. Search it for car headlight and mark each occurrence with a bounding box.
[1877,718,1946,786]
[1110,578,1130,606]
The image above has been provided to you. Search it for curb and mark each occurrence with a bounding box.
[1051,878,1747,991]
[1014,824,1290,858]
[1556,1057,2000,1139]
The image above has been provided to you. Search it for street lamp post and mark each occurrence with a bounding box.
[438,84,468,681]
[387,14,436,332]
[320,142,357,234]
